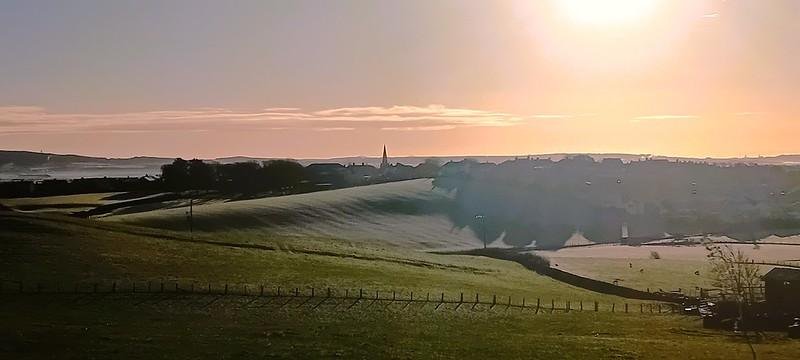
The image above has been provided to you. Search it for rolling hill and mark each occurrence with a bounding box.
[107,179,484,250]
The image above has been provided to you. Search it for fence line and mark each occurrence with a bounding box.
[0,279,680,314]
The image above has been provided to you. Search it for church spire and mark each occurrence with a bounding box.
[381,145,389,169]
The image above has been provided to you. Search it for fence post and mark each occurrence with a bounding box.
[460,293,464,303]
[224,284,228,295]
[536,298,541,314]
[175,283,179,293]
[476,293,479,304]
[612,303,615,313]
[410,291,413,301]
[658,304,661,313]
[640,304,643,313]
[243,285,248,295]
[260,285,264,296]
[327,288,332,298]
[392,291,396,301]
[160,282,164,293]
[580,301,583,311]
[208,283,211,294]
[551,299,554,312]
[625,303,628,313]
[359,288,363,299]
[522,298,526,308]
[441,292,445,303]
[311,287,315,298]
[566,301,570,313]
[508,296,511,307]
[594,301,598,312]
[492,295,496,307]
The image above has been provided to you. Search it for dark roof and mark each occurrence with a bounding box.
[762,268,800,281]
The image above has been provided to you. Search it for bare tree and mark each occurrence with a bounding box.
[705,241,762,304]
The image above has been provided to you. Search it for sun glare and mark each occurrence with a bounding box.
[555,0,661,26]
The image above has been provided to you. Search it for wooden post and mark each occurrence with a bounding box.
[522,298,526,308]
[640,304,643,313]
[410,291,413,301]
[359,288,363,299]
[493,295,496,306]
[536,298,541,314]
[441,292,445,303]
[224,284,228,295]
[658,304,661,313]
[476,293,479,304]
[580,300,583,311]
[594,301,598,312]
[551,299,555,312]
[208,283,211,294]
[566,301,570,313]
[625,303,629,313]
[112,282,117,293]
[460,292,464,303]
[260,285,264,296]
[507,296,511,307]
[612,303,615,313]
[392,291,396,301]
[327,288,332,298]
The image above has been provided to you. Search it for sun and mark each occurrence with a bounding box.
[554,0,661,26]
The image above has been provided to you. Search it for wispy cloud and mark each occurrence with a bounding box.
[381,125,457,131]
[0,104,547,135]
[632,115,700,121]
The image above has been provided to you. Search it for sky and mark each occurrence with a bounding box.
[1,0,799,159]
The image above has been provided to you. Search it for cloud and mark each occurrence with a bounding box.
[0,104,544,135]
[381,125,457,131]
[632,115,700,121]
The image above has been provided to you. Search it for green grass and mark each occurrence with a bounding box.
[106,179,485,250]
[0,211,624,303]
[0,192,121,213]
[3,294,799,360]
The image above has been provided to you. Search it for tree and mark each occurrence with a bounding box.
[704,238,762,338]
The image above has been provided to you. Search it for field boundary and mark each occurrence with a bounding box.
[0,279,679,315]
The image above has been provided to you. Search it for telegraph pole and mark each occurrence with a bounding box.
[475,214,486,249]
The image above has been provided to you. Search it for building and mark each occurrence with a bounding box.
[762,267,800,315]
[380,145,389,170]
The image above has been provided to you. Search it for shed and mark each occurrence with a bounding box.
[762,267,800,314]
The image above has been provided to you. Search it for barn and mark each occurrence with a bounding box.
[762,267,800,315]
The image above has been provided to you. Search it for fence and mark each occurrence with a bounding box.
[1,279,680,314]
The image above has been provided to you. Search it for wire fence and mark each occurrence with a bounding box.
[1,279,680,314]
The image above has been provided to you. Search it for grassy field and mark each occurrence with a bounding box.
[540,243,800,293]
[4,294,799,360]
[0,211,623,303]
[106,179,485,250]
[3,184,800,358]
[0,192,121,214]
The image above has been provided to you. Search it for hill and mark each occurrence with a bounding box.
[106,179,484,250]
[5,149,800,180]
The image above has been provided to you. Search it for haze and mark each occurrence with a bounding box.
[1,0,799,159]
